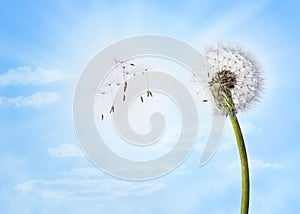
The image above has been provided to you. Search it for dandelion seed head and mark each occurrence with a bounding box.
[205,44,264,115]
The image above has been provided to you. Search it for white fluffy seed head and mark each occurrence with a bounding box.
[205,44,264,115]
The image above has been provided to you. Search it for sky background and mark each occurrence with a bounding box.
[1,0,300,213]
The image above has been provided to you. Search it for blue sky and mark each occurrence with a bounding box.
[1,0,300,213]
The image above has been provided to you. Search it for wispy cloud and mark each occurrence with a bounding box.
[0,92,58,108]
[62,167,103,177]
[194,1,269,46]
[14,178,165,201]
[48,144,84,158]
[250,159,284,169]
[223,159,284,172]
[0,66,65,87]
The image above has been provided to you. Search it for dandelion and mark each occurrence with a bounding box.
[204,44,264,214]
[205,45,263,115]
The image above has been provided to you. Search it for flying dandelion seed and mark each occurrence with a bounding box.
[121,61,135,101]
[107,83,115,114]
[97,77,121,120]
[147,90,153,97]
[97,90,110,120]
[140,67,154,100]
[123,81,127,92]
[109,105,114,113]
[97,60,154,121]
[203,44,264,214]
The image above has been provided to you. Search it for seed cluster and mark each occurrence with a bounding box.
[205,45,264,115]
[98,60,154,121]
[209,70,237,89]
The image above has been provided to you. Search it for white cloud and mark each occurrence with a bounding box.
[48,144,84,158]
[14,180,35,193]
[14,178,165,201]
[223,159,284,172]
[14,164,165,201]
[63,167,102,177]
[0,66,65,87]
[250,159,284,169]
[0,92,58,108]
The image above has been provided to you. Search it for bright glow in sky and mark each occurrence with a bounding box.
[1,0,299,213]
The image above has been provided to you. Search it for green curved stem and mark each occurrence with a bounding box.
[230,114,250,214]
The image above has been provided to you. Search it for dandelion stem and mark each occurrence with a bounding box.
[230,114,250,214]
